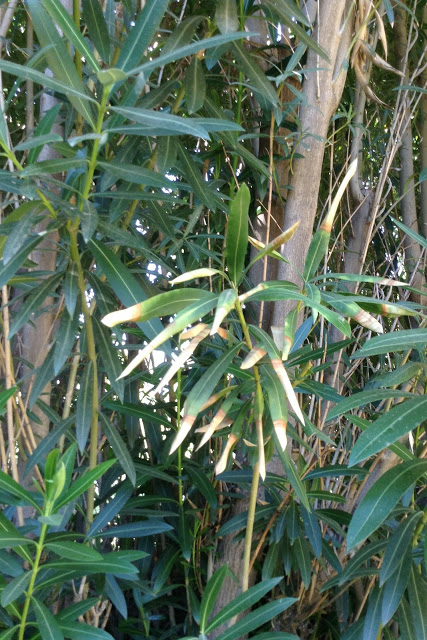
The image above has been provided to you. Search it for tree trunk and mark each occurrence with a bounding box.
[272,0,353,339]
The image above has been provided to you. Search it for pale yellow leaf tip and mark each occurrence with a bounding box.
[170,268,219,284]
[169,415,196,455]
[102,303,141,328]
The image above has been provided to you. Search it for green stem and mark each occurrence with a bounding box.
[18,523,48,640]
[177,367,183,506]
[69,227,99,524]
[235,297,264,591]
[81,87,109,203]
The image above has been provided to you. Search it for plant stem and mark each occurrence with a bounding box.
[235,297,264,591]
[69,228,99,524]
[18,523,48,640]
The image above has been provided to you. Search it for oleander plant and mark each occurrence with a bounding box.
[0,1,426,639]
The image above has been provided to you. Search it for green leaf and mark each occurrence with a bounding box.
[215,0,239,33]
[381,546,412,624]
[184,57,206,113]
[109,106,211,140]
[327,389,416,420]
[64,263,78,317]
[293,535,311,587]
[351,329,427,358]
[408,565,427,640]
[129,31,253,77]
[347,460,427,549]
[101,401,164,425]
[301,506,322,559]
[25,0,95,126]
[0,106,9,151]
[55,599,99,622]
[171,343,242,453]
[275,449,310,511]
[116,294,219,379]
[0,60,97,109]
[226,183,250,285]
[99,413,136,486]
[45,541,102,562]
[0,387,17,411]
[250,634,298,640]
[81,0,110,63]
[54,459,116,510]
[41,0,100,71]
[0,235,43,289]
[199,566,230,633]
[75,361,94,453]
[25,416,73,475]
[178,506,192,562]
[2,206,41,265]
[349,396,427,465]
[264,0,329,60]
[92,319,124,402]
[102,289,215,327]
[116,0,169,71]
[1,571,32,607]
[362,586,382,640]
[58,622,114,640]
[398,596,417,640]
[391,216,427,251]
[92,520,173,539]
[44,558,137,576]
[88,239,164,343]
[32,597,64,640]
[187,467,218,509]
[214,598,298,640]
[87,482,133,538]
[0,471,40,512]
[205,577,284,633]
[229,42,280,110]
[177,144,224,210]
[0,532,35,549]
[96,160,180,189]
[338,540,387,585]
[8,273,63,340]
[53,308,80,375]
[0,627,18,640]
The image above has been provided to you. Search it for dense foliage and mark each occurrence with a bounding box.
[0,1,426,639]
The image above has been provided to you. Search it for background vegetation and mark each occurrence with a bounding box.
[0,1,426,639]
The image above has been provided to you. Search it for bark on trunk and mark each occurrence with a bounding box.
[272,0,354,335]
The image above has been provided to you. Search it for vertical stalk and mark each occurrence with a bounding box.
[69,229,99,524]
[235,297,264,591]
[18,523,48,640]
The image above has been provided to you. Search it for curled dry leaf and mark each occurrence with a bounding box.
[215,433,239,475]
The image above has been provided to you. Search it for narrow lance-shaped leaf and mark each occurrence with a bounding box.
[262,364,288,452]
[196,386,243,450]
[199,566,231,634]
[211,289,237,335]
[116,295,219,379]
[26,0,95,127]
[226,184,250,285]
[76,361,94,453]
[170,268,222,284]
[249,325,304,424]
[213,598,297,640]
[99,413,136,486]
[349,396,427,466]
[407,564,427,640]
[381,549,411,625]
[102,289,214,327]
[32,597,64,640]
[323,295,383,334]
[245,221,300,273]
[215,433,239,476]
[54,459,116,511]
[282,308,298,360]
[81,0,110,63]
[170,343,242,454]
[347,460,427,550]
[303,159,357,280]
[215,0,239,34]
[351,328,427,359]
[41,0,100,71]
[184,56,206,113]
[116,0,170,71]
[380,511,422,586]
[154,325,210,395]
